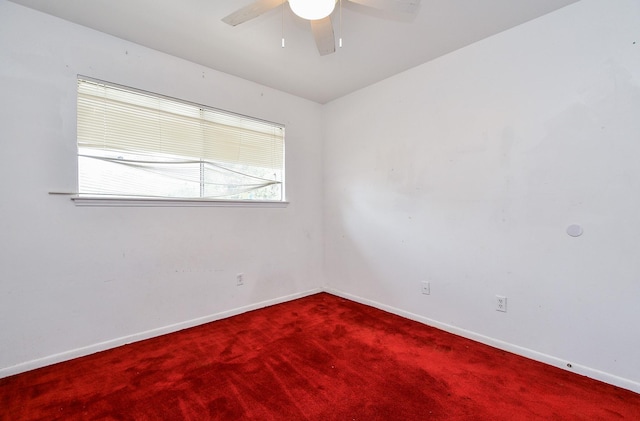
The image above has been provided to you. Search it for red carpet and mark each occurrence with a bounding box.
[1,293,639,420]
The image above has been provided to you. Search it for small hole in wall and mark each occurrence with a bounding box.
[567,363,572,368]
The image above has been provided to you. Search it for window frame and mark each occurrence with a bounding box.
[73,76,288,207]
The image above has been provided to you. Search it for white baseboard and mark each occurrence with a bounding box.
[4,286,638,394]
[324,287,640,394]
[0,288,321,379]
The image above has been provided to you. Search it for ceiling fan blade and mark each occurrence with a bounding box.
[222,0,284,26]
[310,16,336,56]
[347,0,420,14]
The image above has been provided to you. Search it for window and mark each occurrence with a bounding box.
[76,78,285,204]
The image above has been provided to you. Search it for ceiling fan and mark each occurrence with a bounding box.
[222,0,421,56]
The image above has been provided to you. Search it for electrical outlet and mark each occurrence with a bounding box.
[236,273,244,286]
[496,295,507,312]
[421,281,430,295]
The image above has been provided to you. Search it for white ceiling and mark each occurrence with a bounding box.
[8,0,579,104]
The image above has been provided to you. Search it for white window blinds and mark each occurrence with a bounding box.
[77,78,285,201]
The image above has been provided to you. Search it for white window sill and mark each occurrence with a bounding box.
[70,195,289,208]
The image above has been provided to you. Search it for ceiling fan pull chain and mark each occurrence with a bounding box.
[281,0,286,48]
[339,0,343,48]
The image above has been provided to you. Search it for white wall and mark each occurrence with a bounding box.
[324,0,640,392]
[0,1,323,375]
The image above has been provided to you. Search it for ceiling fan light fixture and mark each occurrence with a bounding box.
[288,0,336,21]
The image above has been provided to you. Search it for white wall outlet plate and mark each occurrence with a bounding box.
[496,295,507,312]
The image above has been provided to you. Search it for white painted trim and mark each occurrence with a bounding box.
[4,286,638,394]
[0,288,321,379]
[69,195,289,207]
[323,287,640,394]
